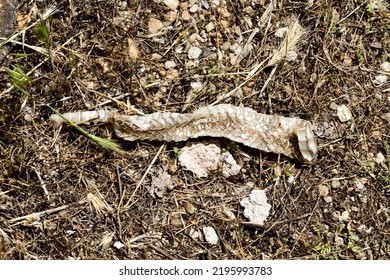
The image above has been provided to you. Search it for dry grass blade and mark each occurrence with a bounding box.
[0,38,49,55]
[259,0,275,27]
[123,144,166,209]
[87,193,108,215]
[0,227,12,245]
[100,232,115,254]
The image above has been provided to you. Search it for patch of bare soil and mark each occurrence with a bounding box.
[0,0,389,259]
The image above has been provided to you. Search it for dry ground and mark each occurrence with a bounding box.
[0,0,389,259]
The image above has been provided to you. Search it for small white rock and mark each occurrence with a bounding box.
[164,0,179,10]
[188,46,202,59]
[354,178,366,190]
[220,152,241,177]
[351,206,359,212]
[188,33,199,43]
[384,113,390,123]
[148,18,163,34]
[203,226,218,245]
[164,60,176,69]
[178,143,220,177]
[205,22,215,32]
[189,228,200,239]
[127,38,139,59]
[240,189,271,226]
[286,50,298,61]
[341,210,350,222]
[335,236,344,245]
[323,196,333,203]
[151,53,163,60]
[189,4,199,13]
[373,74,388,85]
[119,1,127,10]
[202,0,210,9]
[175,46,184,54]
[375,152,385,164]
[23,106,34,122]
[113,241,125,249]
[178,143,240,178]
[331,179,341,189]
[211,0,221,7]
[380,61,390,72]
[330,102,338,110]
[274,27,288,38]
[337,105,352,122]
[190,81,203,92]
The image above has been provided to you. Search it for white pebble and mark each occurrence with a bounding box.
[205,22,215,32]
[188,46,202,59]
[221,41,230,51]
[337,105,352,122]
[175,46,183,54]
[240,189,271,227]
[374,74,388,85]
[189,228,200,239]
[335,236,344,245]
[380,61,390,72]
[286,50,298,61]
[163,0,179,10]
[375,152,385,164]
[164,60,176,69]
[190,81,203,91]
[323,196,333,203]
[274,27,288,38]
[119,1,127,10]
[113,241,125,249]
[189,4,199,13]
[354,179,366,190]
[182,10,191,21]
[341,210,349,221]
[384,113,390,123]
[203,226,219,245]
[330,102,338,110]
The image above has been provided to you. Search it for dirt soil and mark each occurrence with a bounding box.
[0,0,389,260]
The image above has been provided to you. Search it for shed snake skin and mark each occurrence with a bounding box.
[50,104,318,162]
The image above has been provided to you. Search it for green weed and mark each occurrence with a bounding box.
[5,64,32,95]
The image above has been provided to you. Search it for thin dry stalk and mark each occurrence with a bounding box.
[34,170,51,203]
[259,1,275,28]
[0,38,49,55]
[8,202,86,225]
[123,144,166,209]
[236,27,259,64]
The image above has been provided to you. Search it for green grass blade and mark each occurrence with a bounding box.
[48,106,123,152]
